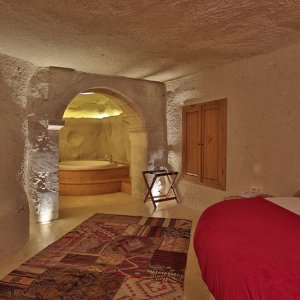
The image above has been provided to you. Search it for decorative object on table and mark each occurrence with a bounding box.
[142,169,180,209]
[0,213,192,299]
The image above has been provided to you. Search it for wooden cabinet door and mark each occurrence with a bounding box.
[182,104,201,182]
[182,99,226,190]
[202,100,226,190]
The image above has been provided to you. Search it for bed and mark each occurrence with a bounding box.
[194,196,300,300]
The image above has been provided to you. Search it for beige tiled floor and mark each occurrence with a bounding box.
[0,192,210,299]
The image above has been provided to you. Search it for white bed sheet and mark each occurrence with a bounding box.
[265,197,300,215]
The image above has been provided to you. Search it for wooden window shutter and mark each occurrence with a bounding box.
[182,99,226,190]
[182,104,201,182]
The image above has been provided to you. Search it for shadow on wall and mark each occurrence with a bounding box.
[0,79,29,255]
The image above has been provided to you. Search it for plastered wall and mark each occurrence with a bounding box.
[0,54,36,255]
[59,115,130,162]
[166,44,300,211]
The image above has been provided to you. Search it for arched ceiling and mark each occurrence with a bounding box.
[63,93,123,119]
[0,0,299,82]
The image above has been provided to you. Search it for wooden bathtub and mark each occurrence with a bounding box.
[59,160,131,196]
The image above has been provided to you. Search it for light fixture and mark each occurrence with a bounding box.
[80,91,96,95]
[47,119,65,131]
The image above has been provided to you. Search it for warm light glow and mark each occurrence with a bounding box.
[38,210,52,224]
[152,179,163,197]
[94,111,121,119]
[63,92,123,119]
[80,92,96,95]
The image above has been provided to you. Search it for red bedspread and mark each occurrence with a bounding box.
[194,196,300,300]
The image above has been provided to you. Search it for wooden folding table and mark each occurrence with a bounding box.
[142,169,180,209]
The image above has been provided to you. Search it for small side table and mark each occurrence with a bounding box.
[142,169,180,209]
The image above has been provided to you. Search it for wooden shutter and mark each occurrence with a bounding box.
[201,100,226,190]
[182,104,201,182]
[182,99,226,190]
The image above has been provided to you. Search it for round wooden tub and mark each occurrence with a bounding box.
[59,160,130,196]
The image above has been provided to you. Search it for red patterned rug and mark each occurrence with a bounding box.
[0,214,192,299]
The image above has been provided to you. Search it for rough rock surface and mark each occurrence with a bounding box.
[0,52,167,254]
[26,115,60,223]
[25,66,167,215]
[166,44,300,211]
[0,1,299,81]
[60,116,130,163]
[0,54,36,255]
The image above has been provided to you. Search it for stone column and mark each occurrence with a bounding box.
[128,128,148,199]
[27,117,64,223]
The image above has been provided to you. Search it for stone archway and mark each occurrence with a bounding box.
[59,88,149,199]
[26,67,167,223]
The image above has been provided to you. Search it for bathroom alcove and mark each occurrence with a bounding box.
[2,66,167,255]
[26,68,167,225]
[59,91,132,196]
[57,87,149,199]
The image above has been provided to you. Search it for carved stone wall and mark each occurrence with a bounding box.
[26,116,60,223]
[59,116,130,163]
[25,67,167,222]
[0,53,167,254]
[0,54,36,255]
[166,44,300,211]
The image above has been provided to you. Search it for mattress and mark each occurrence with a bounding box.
[265,196,300,215]
[194,196,300,300]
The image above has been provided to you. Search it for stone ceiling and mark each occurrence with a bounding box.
[63,93,123,119]
[0,0,299,82]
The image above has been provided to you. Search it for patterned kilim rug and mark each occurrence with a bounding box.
[0,213,192,299]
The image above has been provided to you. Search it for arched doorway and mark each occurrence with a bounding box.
[26,69,167,224]
[27,88,149,224]
[58,89,143,197]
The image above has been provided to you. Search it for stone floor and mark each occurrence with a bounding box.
[0,192,210,300]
